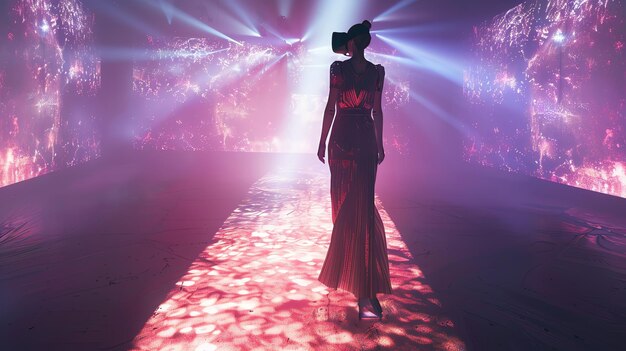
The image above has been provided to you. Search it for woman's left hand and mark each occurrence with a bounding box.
[318,143,326,164]
[377,148,385,164]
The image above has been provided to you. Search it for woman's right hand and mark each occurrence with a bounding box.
[317,143,326,164]
[377,147,385,165]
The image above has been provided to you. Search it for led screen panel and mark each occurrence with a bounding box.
[0,0,101,187]
[464,0,626,197]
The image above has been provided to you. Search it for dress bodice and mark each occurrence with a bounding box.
[330,60,384,111]
[328,60,384,161]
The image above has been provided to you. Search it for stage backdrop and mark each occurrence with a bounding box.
[130,35,412,154]
[463,0,626,198]
[0,0,101,188]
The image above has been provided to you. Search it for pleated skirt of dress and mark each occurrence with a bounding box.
[318,113,393,299]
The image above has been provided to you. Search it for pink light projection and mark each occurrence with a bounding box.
[131,36,410,154]
[0,0,101,188]
[132,37,290,152]
[131,167,465,351]
[463,0,626,198]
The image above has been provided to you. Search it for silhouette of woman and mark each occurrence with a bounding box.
[317,20,392,320]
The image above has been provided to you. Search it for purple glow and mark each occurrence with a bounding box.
[39,20,50,33]
[0,0,101,187]
[464,0,626,198]
[131,36,410,153]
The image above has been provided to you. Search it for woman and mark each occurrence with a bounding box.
[317,20,392,320]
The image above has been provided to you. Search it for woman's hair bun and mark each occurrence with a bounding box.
[361,20,372,29]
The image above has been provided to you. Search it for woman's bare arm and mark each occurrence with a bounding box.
[318,87,339,164]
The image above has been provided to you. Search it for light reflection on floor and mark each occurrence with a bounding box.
[131,166,466,350]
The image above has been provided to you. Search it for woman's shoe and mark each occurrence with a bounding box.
[370,297,383,318]
[358,298,382,320]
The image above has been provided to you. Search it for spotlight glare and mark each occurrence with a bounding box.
[96,46,229,62]
[371,23,461,36]
[552,30,565,43]
[220,0,261,38]
[159,0,174,24]
[375,34,463,84]
[301,0,358,47]
[307,46,327,53]
[387,75,467,134]
[374,0,418,22]
[260,22,286,41]
[40,21,50,33]
[248,29,262,38]
[278,0,293,17]
[142,0,241,45]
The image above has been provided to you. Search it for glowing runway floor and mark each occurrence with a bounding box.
[132,165,465,351]
[2,151,624,350]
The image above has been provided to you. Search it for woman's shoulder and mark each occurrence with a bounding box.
[330,60,344,74]
[330,60,343,74]
[373,63,385,75]
[371,62,384,69]
[365,61,384,72]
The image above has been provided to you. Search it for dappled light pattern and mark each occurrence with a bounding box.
[132,166,465,350]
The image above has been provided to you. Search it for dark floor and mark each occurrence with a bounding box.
[377,155,626,350]
[1,151,624,350]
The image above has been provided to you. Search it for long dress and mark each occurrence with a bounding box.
[318,60,393,299]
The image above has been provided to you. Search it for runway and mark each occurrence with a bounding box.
[1,151,625,350]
